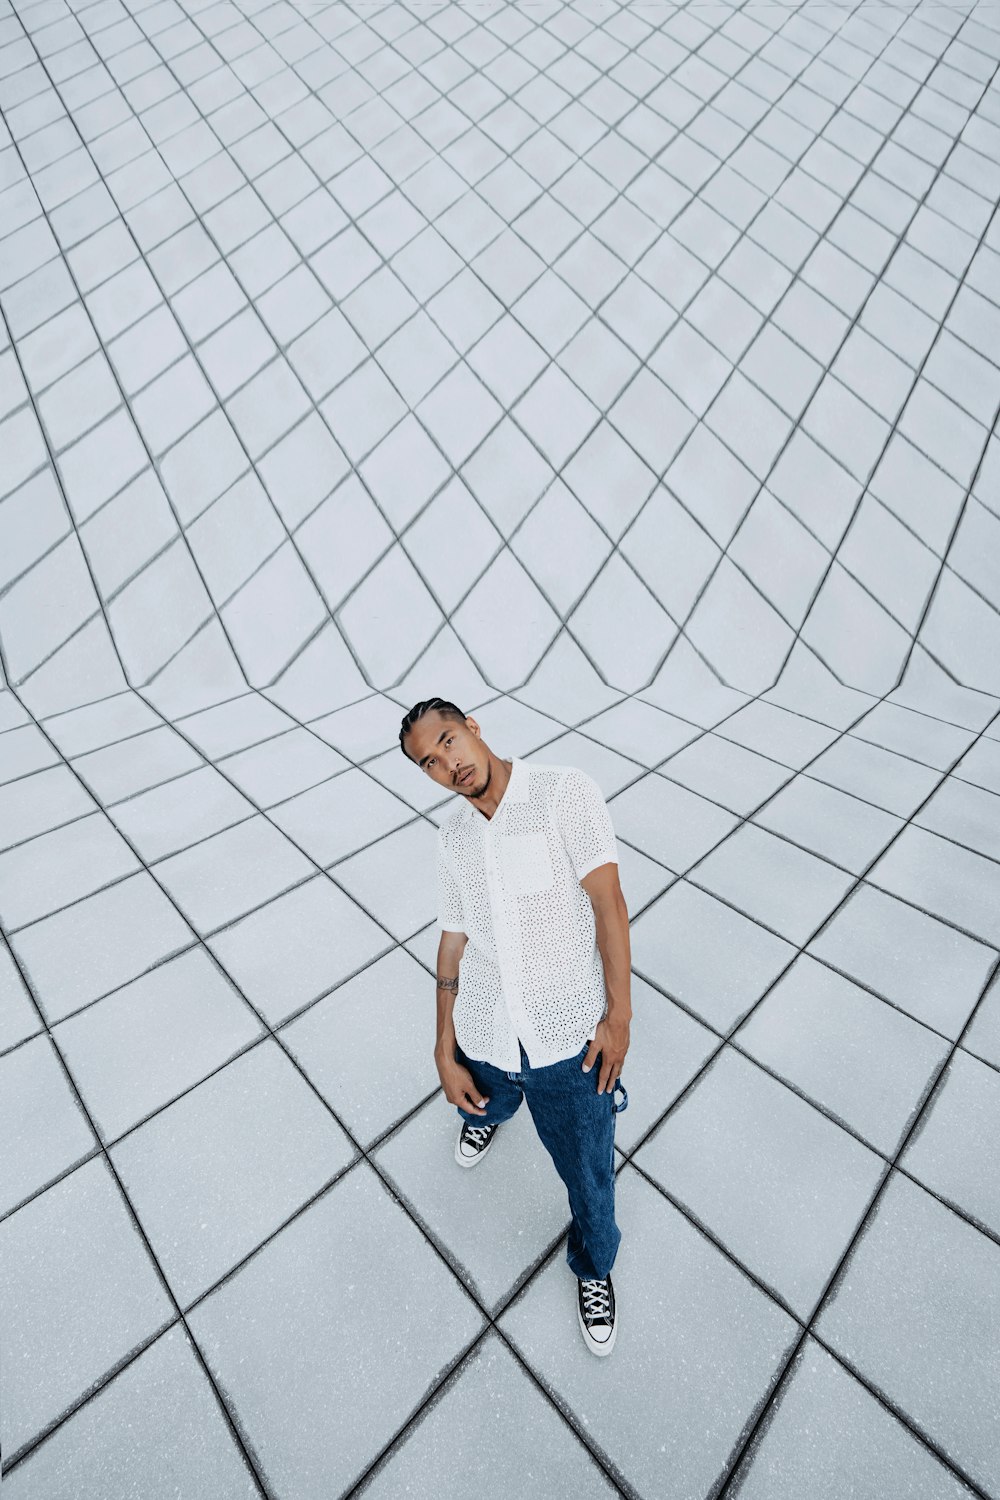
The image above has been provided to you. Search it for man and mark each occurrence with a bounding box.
[399,696,631,1356]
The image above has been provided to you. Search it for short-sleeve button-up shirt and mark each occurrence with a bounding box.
[436,756,619,1071]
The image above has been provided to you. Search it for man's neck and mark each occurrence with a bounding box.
[471,756,513,820]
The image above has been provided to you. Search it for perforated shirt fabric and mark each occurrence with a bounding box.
[436,756,619,1072]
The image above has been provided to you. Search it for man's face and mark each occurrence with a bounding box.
[406,712,490,798]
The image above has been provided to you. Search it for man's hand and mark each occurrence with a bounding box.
[582,1015,630,1095]
[436,1053,490,1117]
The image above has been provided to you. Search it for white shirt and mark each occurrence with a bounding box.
[436,756,620,1071]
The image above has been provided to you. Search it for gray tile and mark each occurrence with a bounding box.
[0,1035,95,1215]
[607,366,697,473]
[283,948,437,1144]
[870,432,964,554]
[187,476,285,605]
[620,483,720,615]
[817,1173,1000,1496]
[705,370,793,481]
[500,1168,797,1498]
[0,814,141,932]
[0,764,95,849]
[10,876,194,1026]
[637,1048,884,1315]
[569,552,680,690]
[631,878,795,1031]
[853,703,975,772]
[915,776,1000,864]
[807,736,941,818]
[869,826,1000,948]
[0,724,60,783]
[188,1165,484,1496]
[754,775,903,875]
[717,700,839,769]
[339,548,443,686]
[664,733,794,816]
[736,955,949,1154]
[691,824,855,946]
[159,410,248,526]
[111,1041,355,1304]
[42,692,160,757]
[954,738,1000,797]
[809,883,995,1040]
[220,543,328,685]
[220,726,347,807]
[800,566,910,696]
[583,697,698,766]
[610,773,738,871]
[0,1328,259,1500]
[415,362,505,469]
[901,1050,1000,1237]
[965,973,1000,1072]
[362,1333,617,1499]
[270,764,417,866]
[72,727,204,804]
[551,414,659,543]
[687,560,793,695]
[767,430,860,553]
[0,1156,174,1463]
[208,873,391,1029]
[153,816,313,934]
[731,1337,973,1500]
[257,412,348,530]
[361,411,453,530]
[838,498,939,634]
[54,949,262,1141]
[309,692,400,762]
[375,1092,573,1311]
[612,974,717,1152]
[107,766,256,863]
[0,946,41,1054]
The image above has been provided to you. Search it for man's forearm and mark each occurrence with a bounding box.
[435,978,458,1058]
[594,895,632,1022]
[435,933,467,1058]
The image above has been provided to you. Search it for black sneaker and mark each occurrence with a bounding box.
[577,1274,617,1356]
[455,1120,499,1168]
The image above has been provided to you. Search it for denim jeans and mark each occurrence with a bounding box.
[454,1038,628,1281]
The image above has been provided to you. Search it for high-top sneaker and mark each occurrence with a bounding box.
[455,1120,500,1167]
[577,1274,617,1355]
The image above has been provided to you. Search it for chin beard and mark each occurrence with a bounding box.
[468,764,491,799]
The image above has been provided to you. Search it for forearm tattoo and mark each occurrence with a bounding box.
[436,975,459,992]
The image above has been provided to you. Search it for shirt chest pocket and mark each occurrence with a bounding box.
[498,832,555,896]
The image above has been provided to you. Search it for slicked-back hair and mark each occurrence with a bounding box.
[399,698,468,762]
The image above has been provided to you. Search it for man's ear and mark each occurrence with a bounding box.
[465,718,481,738]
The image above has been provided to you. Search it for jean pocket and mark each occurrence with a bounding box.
[611,1079,628,1115]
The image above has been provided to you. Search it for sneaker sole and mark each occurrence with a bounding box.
[577,1300,618,1356]
[454,1132,496,1168]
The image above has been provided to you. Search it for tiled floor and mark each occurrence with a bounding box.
[1,0,999,1492]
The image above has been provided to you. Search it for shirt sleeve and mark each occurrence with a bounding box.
[554,767,618,882]
[436,829,466,933]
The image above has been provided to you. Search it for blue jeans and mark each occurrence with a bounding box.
[454,1038,628,1281]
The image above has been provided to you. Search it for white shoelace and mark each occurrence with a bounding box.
[580,1278,612,1323]
[464,1124,495,1148]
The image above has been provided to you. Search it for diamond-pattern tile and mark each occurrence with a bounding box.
[2,0,999,1490]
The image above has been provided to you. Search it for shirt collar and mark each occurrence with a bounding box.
[462,755,527,821]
